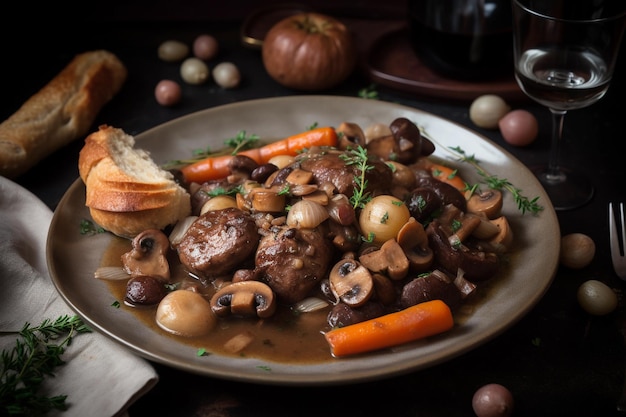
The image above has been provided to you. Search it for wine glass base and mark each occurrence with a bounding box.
[531,166,594,211]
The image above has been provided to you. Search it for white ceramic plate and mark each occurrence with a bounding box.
[47,96,560,385]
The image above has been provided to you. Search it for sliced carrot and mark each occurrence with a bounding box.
[429,162,467,192]
[323,299,454,357]
[180,126,338,184]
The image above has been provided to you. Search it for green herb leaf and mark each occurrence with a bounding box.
[339,146,374,209]
[0,315,91,416]
[422,132,543,215]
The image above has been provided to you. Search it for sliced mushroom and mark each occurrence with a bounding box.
[210,281,277,318]
[248,187,286,213]
[328,258,374,307]
[466,189,503,219]
[470,213,501,240]
[121,229,170,280]
[358,238,409,280]
[426,220,500,282]
[488,216,514,252]
[396,217,434,272]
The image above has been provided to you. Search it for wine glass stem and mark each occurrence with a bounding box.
[546,108,567,183]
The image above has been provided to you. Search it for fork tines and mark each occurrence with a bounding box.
[609,202,626,279]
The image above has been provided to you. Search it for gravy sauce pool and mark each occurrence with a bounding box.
[101,232,511,364]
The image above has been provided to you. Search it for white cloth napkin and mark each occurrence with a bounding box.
[0,176,158,417]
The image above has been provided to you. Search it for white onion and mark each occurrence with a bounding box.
[168,216,198,245]
[292,297,330,313]
[94,266,130,281]
[286,200,329,228]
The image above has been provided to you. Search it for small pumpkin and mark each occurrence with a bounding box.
[261,12,357,91]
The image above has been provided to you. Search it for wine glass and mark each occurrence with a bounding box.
[511,0,626,210]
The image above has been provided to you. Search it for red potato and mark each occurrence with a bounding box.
[498,109,539,146]
[472,383,514,417]
[154,80,182,106]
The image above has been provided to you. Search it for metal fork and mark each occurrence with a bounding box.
[610,202,626,280]
[610,202,626,413]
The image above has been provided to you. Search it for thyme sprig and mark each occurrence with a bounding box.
[224,130,259,155]
[339,146,374,209]
[0,315,91,416]
[162,130,260,168]
[419,128,543,215]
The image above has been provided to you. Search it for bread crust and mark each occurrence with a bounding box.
[0,50,127,178]
[79,125,192,238]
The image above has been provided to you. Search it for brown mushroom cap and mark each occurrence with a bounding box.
[358,238,409,280]
[396,217,434,273]
[466,189,503,219]
[121,229,171,280]
[328,258,374,307]
[210,281,277,318]
[336,121,366,149]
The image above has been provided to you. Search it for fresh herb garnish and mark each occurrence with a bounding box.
[339,146,373,209]
[0,315,91,416]
[358,84,379,100]
[420,128,543,215]
[224,130,259,155]
[80,219,105,235]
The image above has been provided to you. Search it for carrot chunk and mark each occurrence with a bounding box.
[323,299,454,357]
[180,126,338,184]
[429,163,467,192]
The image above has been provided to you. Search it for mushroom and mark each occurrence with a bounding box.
[121,229,171,280]
[400,269,463,311]
[466,189,503,219]
[156,289,217,337]
[210,281,277,318]
[328,258,374,307]
[426,219,500,282]
[396,217,434,272]
[336,121,366,149]
[371,273,397,305]
[125,275,168,306]
[389,117,435,157]
[488,216,514,252]
[358,238,409,280]
[326,300,386,328]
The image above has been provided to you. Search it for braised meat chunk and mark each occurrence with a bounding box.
[255,226,333,304]
[177,207,260,278]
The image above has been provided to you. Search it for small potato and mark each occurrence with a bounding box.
[469,95,510,129]
[560,233,595,269]
[180,57,210,85]
[154,80,182,106]
[472,383,514,417]
[193,34,219,60]
[158,40,189,62]
[499,109,539,146]
[577,280,618,316]
[212,62,241,89]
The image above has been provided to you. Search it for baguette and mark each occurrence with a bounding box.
[0,50,127,178]
[79,125,191,238]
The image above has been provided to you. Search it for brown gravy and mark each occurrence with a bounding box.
[101,234,507,364]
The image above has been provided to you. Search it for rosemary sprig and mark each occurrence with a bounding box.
[419,127,543,215]
[339,146,374,209]
[0,315,91,416]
